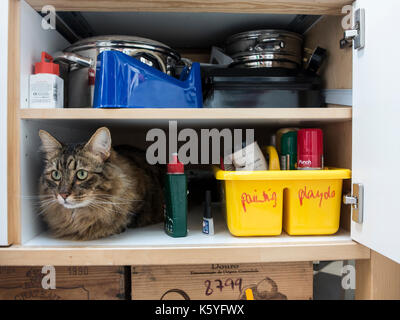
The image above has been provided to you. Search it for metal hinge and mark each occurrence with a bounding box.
[340,8,365,50]
[343,183,364,224]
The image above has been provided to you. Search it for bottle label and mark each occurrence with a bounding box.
[298,154,322,169]
[29,75,62,108]
[202,219,210,234]
[30,81,54,103]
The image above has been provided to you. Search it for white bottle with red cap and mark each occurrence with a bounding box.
[29,51,63,108]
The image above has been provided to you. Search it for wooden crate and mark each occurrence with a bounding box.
[0,266,126,300]
[132,262,313,300]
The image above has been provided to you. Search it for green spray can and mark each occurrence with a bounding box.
[280,131,297,170]
[164,153,187,237]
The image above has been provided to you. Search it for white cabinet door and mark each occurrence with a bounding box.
[352,0,400,263]
[0,0,9,245]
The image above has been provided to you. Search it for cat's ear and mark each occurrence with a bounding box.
[39,130,62,158]
[84,127,112,161]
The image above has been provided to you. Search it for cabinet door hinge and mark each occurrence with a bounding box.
[343,183,364,224]
[340,8,365,50]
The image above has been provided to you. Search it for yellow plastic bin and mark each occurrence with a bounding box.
[214,168,351,236]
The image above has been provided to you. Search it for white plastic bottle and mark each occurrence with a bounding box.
[29,52,63,108]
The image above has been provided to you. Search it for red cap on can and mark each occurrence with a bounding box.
[167,153,184,174]
[34,52,60,75]
[297,129,323,169]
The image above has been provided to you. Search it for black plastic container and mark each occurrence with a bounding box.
[202,67,324,108]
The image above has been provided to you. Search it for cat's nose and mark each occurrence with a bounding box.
[59,193,70,200]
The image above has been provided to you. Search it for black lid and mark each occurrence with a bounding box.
[203,190,212,219]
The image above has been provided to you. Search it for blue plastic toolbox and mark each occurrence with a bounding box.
[93,50,203,108]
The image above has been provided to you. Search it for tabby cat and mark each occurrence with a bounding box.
[38,127,164,240]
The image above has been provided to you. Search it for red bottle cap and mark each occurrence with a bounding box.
[220,157,225,170]
[297,128,323,168]
[34,52,60,75]
[88,68,96,86]
[167,153,184,174]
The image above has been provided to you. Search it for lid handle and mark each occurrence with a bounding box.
[53,51,93,68]
[253,36,285,52]
[41,51,54,63]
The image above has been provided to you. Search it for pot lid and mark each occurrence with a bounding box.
[64,35,181,60]
[226,29,303,46]
[230,51,301,63]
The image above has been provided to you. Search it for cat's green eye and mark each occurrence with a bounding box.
[76,169,88,180]
[51,170,61,181]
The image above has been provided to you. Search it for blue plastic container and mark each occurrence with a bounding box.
[93,51,203,108]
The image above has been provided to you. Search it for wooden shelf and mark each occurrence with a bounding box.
[20,108,352,122]
[0,236,369,266]
[26,0,352,15]
[0,206,369,265]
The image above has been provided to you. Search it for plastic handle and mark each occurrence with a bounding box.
[254,36,285,51]
[180,57,192,68]
[41,51,54,63]
[266,145,280,170]
[131,49,167,73]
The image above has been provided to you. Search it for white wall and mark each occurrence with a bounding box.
[20,0,69,108]
[0,1,9,245]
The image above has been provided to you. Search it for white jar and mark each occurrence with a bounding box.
[29,52,63,108]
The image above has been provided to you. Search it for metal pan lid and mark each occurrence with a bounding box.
[230,52,302,65]
[226,29,303,45]
[64,35,181,60]
[230,60,299,69]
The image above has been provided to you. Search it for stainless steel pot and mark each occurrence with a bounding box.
[225,30,303,69]
[54,35,182,107]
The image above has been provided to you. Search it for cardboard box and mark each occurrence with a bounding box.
[132,262,313,300]
[0,266,126,300]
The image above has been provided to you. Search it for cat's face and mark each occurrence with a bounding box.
[39,127,112,210]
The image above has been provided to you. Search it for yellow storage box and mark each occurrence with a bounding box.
[215,168,351,236]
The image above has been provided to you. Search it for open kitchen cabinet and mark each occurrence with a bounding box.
[2,0,399,291]
[2,0,365,263]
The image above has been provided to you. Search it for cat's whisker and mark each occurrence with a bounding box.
[39,204,56,210]
[24,199,52,206]
[91,194,140,200]
[21,195,54,199]
[87,203,119,214]
[37,201,57,216]
[87,201,128,213]
[39,200,58,208]
[93,199,143,204]
[91,194,144,202]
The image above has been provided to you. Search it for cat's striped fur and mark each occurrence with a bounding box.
[38,127,163,240]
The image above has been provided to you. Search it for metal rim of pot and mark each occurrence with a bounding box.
[67,36,181,59]
[53,35,182,71]
[225,29,303,47]
[229,52,302,66]
[225,29,303,68]
[230,60,299,69]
